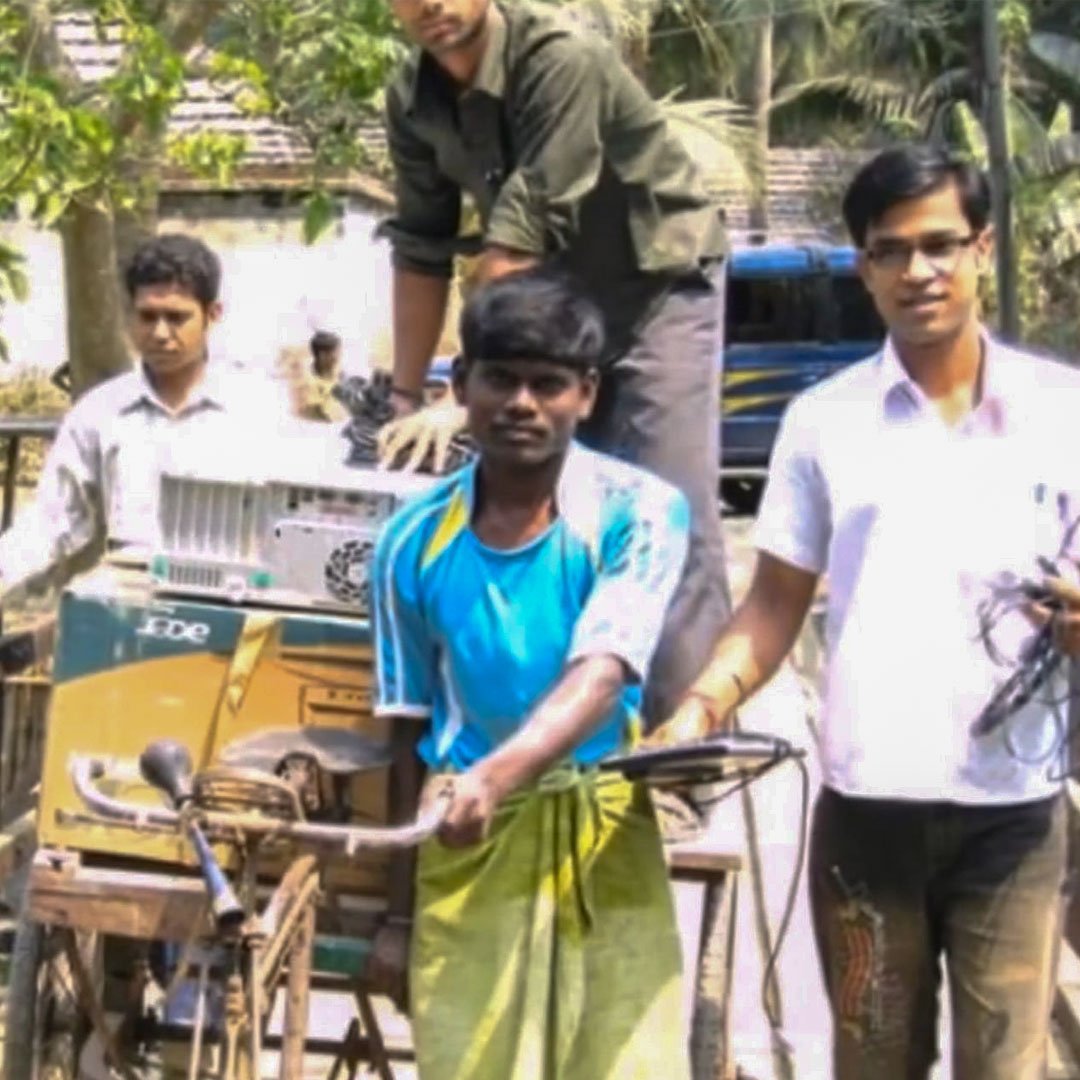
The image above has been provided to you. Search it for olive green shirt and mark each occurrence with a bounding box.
[380,1,727,322]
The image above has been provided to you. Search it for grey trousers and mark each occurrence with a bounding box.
[579,263,732,725]
[810,787,1067,1080]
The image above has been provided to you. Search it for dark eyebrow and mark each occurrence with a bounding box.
[869,229,969,246]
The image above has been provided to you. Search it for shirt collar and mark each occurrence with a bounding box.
[406,2,510,112]
[120,361,226,417]
[876,327,1010,421]
[456,439,587,521]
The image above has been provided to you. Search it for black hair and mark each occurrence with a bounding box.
[842,144,992,247]
[310,330,341,354]
[124,233,222,307]
[459,267,605,370]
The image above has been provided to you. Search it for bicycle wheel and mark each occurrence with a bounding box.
[3,920,96,1080]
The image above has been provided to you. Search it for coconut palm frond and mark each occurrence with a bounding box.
[772,74,915,125]
[663,97,754,194]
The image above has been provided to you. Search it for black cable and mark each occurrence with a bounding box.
[689,748,811,1057]
[970,526,1080,776]
[758,754,810,1052]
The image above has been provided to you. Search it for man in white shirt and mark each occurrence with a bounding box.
[650,145,1080,1078]
[0,234,287,599]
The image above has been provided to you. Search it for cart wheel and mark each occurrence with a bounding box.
[4,920,96,1080]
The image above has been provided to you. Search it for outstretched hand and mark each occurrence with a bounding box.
[377,397,468,475]
[437,768,502,848]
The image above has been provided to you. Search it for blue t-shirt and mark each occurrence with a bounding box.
[372,442,690,769]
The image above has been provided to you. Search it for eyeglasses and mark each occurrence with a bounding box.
[863,233,980,274]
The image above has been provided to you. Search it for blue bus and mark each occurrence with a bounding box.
[721,244,883,511]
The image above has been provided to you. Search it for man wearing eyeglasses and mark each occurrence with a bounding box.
[648,144,1080,1079]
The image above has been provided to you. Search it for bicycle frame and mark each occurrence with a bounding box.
[62,752,449,1080]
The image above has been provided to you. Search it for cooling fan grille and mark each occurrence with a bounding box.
[324,537,376,609]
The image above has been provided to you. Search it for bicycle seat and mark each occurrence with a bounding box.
[218,727,392,776]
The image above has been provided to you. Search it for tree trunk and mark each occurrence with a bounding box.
[747,7,773,238]
[59,196,133,399]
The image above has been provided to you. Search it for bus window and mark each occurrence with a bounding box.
[831,275,885,341]
[726,276,817,344]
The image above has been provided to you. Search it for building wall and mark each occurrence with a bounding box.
[0,191,397,379]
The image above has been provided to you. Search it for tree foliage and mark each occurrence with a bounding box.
[0,0,402,390]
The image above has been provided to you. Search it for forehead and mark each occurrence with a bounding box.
[864,180,971,242]
[472,358,581,379]
[131,282,202,311]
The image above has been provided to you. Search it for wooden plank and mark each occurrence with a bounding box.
[27,852,215,941]
[26,851,385,944]
[668,844,743,880]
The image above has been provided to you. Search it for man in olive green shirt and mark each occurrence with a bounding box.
[378,0,730,725]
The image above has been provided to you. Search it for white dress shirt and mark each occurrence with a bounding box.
[0,363,294,594]
[755,334,1080,804]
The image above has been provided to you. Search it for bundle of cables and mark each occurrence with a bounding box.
[971,553,1077,775]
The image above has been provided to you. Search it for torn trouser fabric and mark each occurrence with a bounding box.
[809,786,1066,1080]
[409,769,689,1080]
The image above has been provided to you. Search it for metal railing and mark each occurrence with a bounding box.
[0,417,60,531]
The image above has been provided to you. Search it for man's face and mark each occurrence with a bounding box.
[454,358,598,468]
[856,180,992,349]
[391,0,490,54]
[130,283,220,377]
[313,348,340,379]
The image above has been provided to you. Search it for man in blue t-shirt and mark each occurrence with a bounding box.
[371,268,692,1079]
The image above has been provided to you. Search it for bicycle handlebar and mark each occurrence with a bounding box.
[68,754,450,855]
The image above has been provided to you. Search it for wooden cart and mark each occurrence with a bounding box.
[0,565,745,1079]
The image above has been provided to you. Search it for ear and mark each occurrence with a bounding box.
[451,355,468,405]
[577,368,599,421]
[206,301,224,326]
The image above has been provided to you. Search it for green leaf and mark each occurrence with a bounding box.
[1049,102,1073,141]
[302,190,340,244]
[1015,133,1080,181]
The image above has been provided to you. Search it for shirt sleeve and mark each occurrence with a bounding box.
[0,412,104,598]
[371,518,437,718]
[377,80,463,279]
[752,399,831,574]
[485,34,606,256]
[569,482,690,682]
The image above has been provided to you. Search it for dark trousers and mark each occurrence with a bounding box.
[809,786,1067,1080]
[579,262,731,725]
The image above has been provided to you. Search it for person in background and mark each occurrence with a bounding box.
[309,329,343,382]
[295,329,347,423]
[0,234,286,600]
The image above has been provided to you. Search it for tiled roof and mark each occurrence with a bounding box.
[55,13,391,203]
[709,147,870,245]
[56,13,865,236]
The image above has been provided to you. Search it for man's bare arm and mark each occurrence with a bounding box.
[649,552,819,743]
[391,268,451,401]
[439,655,624,846]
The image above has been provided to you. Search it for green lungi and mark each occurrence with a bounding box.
[410,769,690,1080]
